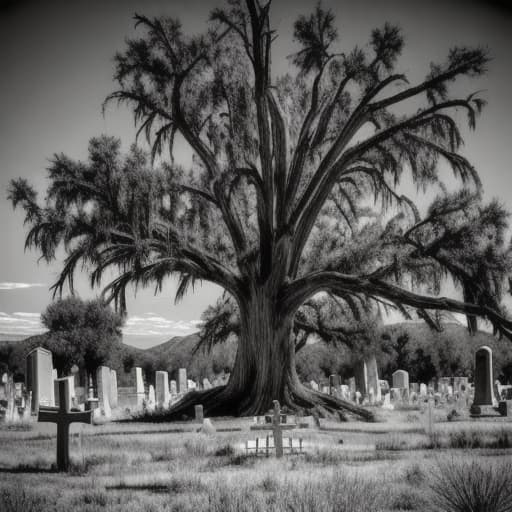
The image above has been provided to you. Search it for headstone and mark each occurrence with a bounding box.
[38,378,92,471]
[348,377,356,394]
[54,376,75,411]
[392,369,409,390]
[309,380,319,391]
[147,385,156,411]
[187,379,196,390]
[471,345,494,412]
[329,374,341,396]
[178,368,187,394]
[272,400,284,458]
[419,383,427,396]
[26,347,55,412]
[132,367,145,407]
[195,404,204,422]
[155,371,170,409]
[366,356,381,402]
[202,378,212,390]
[96,366,111,417]
[382,393,394,410]
[354,360,368,395]
[109,370,118,409]
[170,380,177,395]
[498,400,512,418]
[447,385,453,396]
[410,382,419,393]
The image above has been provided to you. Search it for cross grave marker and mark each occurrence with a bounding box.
[38,378,92,471]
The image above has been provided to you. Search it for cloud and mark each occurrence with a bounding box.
[0,312,44,336]
[123,312,201,337]
[0,282,46,290]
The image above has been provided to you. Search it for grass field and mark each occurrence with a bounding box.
[1,410,511,512]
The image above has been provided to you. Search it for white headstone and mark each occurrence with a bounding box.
[203,378,212,389]
[147,385,156,412]
[392,370,409,390]
[419,383,428,396]
[96,366,111,417]
[25,347,55,412]
[155,371,170,409]
[309,380,319,391]
[170,379,177,395]
[366,356,381,402]
[109,369,118,409]
[178,369,187,394]
[187,379,196,390]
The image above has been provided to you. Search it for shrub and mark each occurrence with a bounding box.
[214,444,235,457]
[429,457,512,512]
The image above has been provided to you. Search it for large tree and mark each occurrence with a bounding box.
[8,1,512,419]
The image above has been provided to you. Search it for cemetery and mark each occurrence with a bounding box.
[2,0,512,510]
[1,341,512,511]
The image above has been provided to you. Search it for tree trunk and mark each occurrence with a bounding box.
[143,282,374,422]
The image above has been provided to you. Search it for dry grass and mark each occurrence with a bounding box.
[0,416,511,511]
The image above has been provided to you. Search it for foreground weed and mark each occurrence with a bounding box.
[429,457,512,512]
[0,487,57,512]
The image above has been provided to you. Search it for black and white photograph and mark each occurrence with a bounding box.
[1,0,512,510]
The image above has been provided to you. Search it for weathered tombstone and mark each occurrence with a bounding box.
[26,347,55,412]
[471,345,494,414]
[55,376,75,411]
[447,385,454,396]
[178,368,187,394]
[96,366,111,417]
[309,380,319,391]
[200,417,216,434]
[272,400,284,458]
[321,385,330,394]
[329,374,341,396]
[348,377,356,394]
[202,378,212,390]
[187,379,196,390]
[155,371,170,408]
[392,370,409,390]
[354,360,368,395]
[498,400,512,418]
[147,385,156,412]
[195,404,204,422]
[170,380,178,395]
[410,382,419,393]
[132,367,145,408]
[109,370,118,409]
[366,356,381,402]
[419,383,427,396]
[38,378,92,471]
[382,393,394,410]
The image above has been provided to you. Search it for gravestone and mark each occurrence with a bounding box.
[272,400,284,458]
[109,370,118,409]
[329,374,341,396]
[309,380,319,391]
[54,376,75,411]
[347,377,356,394]
[366,356,381,402]
[419,383,427,396]
[203,378,212,390]
[178,368,187,394]
[26,347,55,412]
[453,376,469,394]
[471,345,494,413]
[410,382,419,393]
[392,370,409,390]
[155,371,170,409]
[96,366,111,417]
[354,360,368,395]
[38,378,92,471]
[187,379,196,390]
[132,367,145,407]
[170,380,177,395]
[195,404,204,422]
[147,385,156,412]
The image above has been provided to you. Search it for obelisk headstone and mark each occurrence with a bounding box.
[471,345,494,415]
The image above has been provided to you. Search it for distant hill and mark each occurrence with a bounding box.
[2,322,511,384]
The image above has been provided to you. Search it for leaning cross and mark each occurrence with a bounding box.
[272,400,284,458]
[38,378,92,471]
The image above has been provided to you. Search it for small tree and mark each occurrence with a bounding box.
[41,297,124,377]
[9,1,512,418]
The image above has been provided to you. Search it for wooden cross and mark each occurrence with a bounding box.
[272,400,284,458]
[38,378,92,471]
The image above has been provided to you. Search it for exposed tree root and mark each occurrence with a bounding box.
[132,385,375,423]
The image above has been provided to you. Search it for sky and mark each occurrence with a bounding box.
[0,0,512,348]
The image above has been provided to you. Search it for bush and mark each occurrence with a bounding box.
[429,457,512,512]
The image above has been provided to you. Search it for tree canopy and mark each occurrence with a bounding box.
[8,1,512,418]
